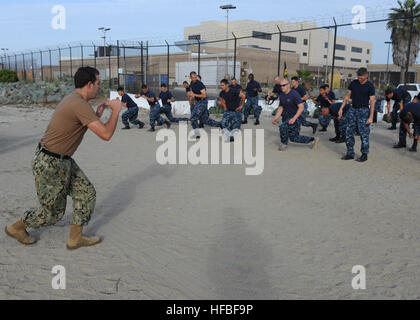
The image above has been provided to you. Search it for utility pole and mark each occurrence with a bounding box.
[220,5,236,78]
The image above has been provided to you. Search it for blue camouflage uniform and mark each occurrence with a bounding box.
[292,84,315,128]
[190,80,221,129]
[317,93,333,129]
[243,80,262,121]
[220,87,242,138]
[121,93,143,127]
[158,90,189,123]
[278,90,314,145]
[329,103,350,138]
[398,102,420,146]
[387,87,412,127]
[143,90,166,129]
[345,79,375,157]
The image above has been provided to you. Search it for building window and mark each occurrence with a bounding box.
[336,44,346,51]
[324,55,327,59]
[303,52,307,56]
[252,31,272,40]
[366,60,369,63]
[303,39,308,45]
[281,35,297,44]
[324,42,328,48]
[188,34,201,40]
[367,49,370,54]
[335,56,345,61]
[351,47,363,53]
[351,58,362,62]
[348,73,353,77]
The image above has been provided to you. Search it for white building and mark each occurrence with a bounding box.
[184,20,373,70]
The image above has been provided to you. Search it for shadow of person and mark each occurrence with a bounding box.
[206,207,275,299]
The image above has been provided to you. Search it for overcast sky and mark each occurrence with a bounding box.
[0,0,412,64]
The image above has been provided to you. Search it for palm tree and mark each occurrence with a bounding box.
[296,69,313,81]
[387,0,420,84]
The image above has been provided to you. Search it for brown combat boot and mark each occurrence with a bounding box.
[5,219,36,245]
[66,224,101,250]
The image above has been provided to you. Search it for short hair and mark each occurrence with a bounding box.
[141,84,148,89]
[291,76,299,82]
[231,77,236,81]
[74,66,99,89]
[220,79,229,85]
[117,87,124,92]
[402,112,413,124]
[160,83,167,87]
[357,68,368,76]
[324,84,330,88]
[248,73,254,77]
[183,81,189,85]
[190,71,197,76]
[320,84,327,90]
[197,75,201,79]
[385,88,393,95]
[417,93,420,100]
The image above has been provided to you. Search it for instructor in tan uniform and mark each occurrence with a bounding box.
[5,66,122,250]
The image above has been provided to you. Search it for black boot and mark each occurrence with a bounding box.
[138,122,145,129]
[409,140,418,152]
[242,118,248,124]
[199,122,204,128]
[356,153,368,162]
[388,125,397,130]
[319,126,327,132]
[147,127,155,132]
[254,119,260,125]
[341,154,355,160]
[122,125,130,130]
[335,137,346,144]
[393,143,406,149]
[329,136,339,142]
[165,120,171,129]
[312,123,318,134]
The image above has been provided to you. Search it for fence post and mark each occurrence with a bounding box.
[30,51,35,82]
[81,44,84,67]
[58,47,62,79]
[22,53,26,81]
[140,41,144,85]
[404,7,414,86]
[108,44,112,89]
[165,40,170,86]
[40,50,44,81]
[330,18,337,89]
[69,45,73,78]
[276,25,282,77]
[146,41,149,84]
[117,40,120,87]
[49,49,52,80]
[8,55,11,70]
[92,42,97,68]
[232,32,237,79]
[197,39,201,76]
[14,54,17,73]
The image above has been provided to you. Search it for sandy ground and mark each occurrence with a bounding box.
[1,103,420,300]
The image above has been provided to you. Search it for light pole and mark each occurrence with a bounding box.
[98,27,111,56]
[385,41,392,86]
[220,5,236,78]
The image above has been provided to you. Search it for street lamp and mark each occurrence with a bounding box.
[98,27,111,56]
[220,5,236,78]
[385,41,392,86]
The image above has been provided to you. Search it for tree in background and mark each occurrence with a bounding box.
[387,0,420,84]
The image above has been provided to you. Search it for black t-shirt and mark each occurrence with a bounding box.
[143,90,158,106]
[327,91,336,101]
[400,102,420,123]
[229,84,242,91]
[121,93,137,108]
[185,86,191,93]
[348,80,375,107]
[386,87,411,103]
[219,88,241,111]
[272,84,282,95]
[159,91,173,106]
[279,90,303,118]
[190,80,206,101]
[292,85,307,99]
[316,94,331,109]
[330,102,350,117]
[246,80,261,98]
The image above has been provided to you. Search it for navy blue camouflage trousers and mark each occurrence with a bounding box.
[160,104,189,122]
[399,121,420,146]
[149,103,166,128]
[319,114,332,129]
[300,102,315,127]
[279,117,313,145]
[243,96,261,120]
[222,110,242,136]
[345,107,371,157]
[190,99,221,129]
[122,106,142,127]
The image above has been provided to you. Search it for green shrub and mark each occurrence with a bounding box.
[0,69,18,83]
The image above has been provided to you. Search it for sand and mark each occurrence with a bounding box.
[1,103,420,300]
